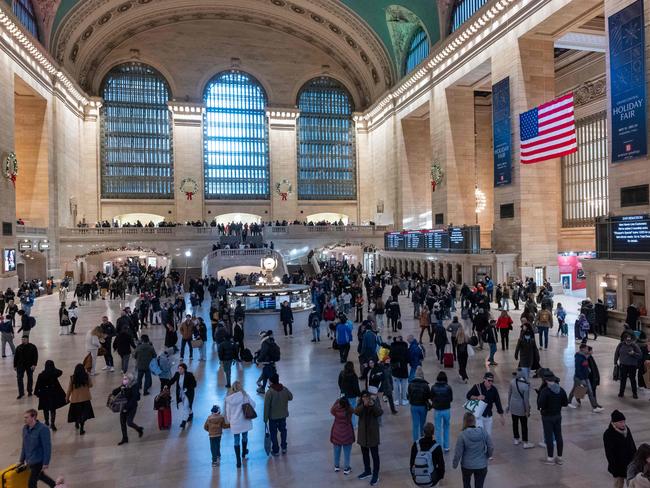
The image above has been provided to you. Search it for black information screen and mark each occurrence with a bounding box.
[611,215,650,255]
[404,231,425,251]
[448,227,466,252]
[385,232,405,250]
[424,230,449,251]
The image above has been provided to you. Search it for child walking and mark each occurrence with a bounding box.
[204,405,228,466]
[154,386,172,430]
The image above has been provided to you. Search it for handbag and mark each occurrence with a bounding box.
[242,402,258,420]
[191,339,204,348]
[463,384,488,418]
[573,383,588,400]
[469,333,479,347]
[106,391,127,413]
[397,320,403,330]
[97,347,107,357]
[264,423,272,456]
[82,352,93,371]
[613,364,620,382]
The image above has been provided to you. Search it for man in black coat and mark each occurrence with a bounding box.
[603,409,636,488]
[217,337,238,388]
[279,301,293,337]
[595,299,608,336]
[625,303,640,331]
[14,336,38,399]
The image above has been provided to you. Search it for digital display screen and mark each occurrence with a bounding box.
[385,232,405,250]
[259,296,276,310]
[611,215,650,255]
[245,296,259,311]
[424,230,449,251]
[404,231,425,251]
[3,249,15,272]
[448,227,466,251]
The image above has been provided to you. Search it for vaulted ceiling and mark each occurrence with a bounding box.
[26,0,439,106]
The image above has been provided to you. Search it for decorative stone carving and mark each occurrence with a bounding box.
[573,77,606,107]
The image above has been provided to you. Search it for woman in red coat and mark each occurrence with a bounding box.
[330,397,355,475]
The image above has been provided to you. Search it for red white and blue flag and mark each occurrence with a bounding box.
[519,92,577,164]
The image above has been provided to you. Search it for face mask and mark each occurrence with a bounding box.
[524,335,531,340]
[122,379,129,386]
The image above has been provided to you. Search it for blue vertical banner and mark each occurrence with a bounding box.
[492,77,512,186]
[609,0,647,162]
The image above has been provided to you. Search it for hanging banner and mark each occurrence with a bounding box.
[492,77,512,186]
[609,0,647,162]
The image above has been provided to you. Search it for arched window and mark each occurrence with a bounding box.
[203,71,269,200]
[100,63,173,199]
[12,0,38,40]
[451,0,489,32]
[404,27,429,75]
[297,77,356,200]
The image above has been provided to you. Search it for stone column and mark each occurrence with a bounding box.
[492,38,560,282]
[267,108,300,223]
[169,102,205,223]
[79,98,102,225]
[355,115,372,224]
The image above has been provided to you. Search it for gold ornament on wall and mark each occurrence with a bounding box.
[275,179,293,201]
[3,152,18,187]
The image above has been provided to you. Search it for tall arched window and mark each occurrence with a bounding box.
[12,0,38,40]
[451,0,489,32]
[297,77,356,200]
[404,27,429,75]
[203,71,269,200]
[100,63,173,199]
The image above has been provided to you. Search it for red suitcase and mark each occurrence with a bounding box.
[443,345,454,368]
[158,407,172,430]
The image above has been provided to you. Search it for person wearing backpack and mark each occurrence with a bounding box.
[410,422,445,486]
[335,316,353,363]
[452,412,493,488]
[256,331,280,394]
[430,372,453,452]
[308,309,321,343]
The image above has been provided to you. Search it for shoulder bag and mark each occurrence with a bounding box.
[463,384,488,418]
[242,395,258,420]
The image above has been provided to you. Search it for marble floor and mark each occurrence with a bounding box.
[0,290,647,488]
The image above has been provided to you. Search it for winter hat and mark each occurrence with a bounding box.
[611,410,625,422]
[211,405,220,414]
[542,369,556,381]
[483,372,494,380]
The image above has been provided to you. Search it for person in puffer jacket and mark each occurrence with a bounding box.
[452,412,493,487]
[430,372,453,452]
[407,367,430,442]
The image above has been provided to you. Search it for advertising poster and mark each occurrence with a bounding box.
[492,77,512,185]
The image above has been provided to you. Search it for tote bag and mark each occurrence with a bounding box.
[463,385,487,418]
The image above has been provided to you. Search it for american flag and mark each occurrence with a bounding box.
[519,92,577,164]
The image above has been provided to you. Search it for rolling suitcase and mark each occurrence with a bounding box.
[158,407,172,430]
[443,345,454,368]
[1,464,30,488]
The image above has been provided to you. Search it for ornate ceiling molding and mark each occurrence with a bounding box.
[50,0,396,106]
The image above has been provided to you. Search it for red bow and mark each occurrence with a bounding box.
[185,192,194,200]
[280,192,288,201]
[431,180,436,192]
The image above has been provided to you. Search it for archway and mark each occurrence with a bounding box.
[17,250,47,283]
[215,213,262,225]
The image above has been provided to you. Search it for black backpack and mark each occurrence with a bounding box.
[241,348,253,362]
[267,341,281,362]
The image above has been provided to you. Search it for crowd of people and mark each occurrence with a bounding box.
[4,259,650,488]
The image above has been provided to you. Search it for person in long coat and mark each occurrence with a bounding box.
[354,391,383,484]
[168,363,197,429]
[34,360,67,431]
[224,381,256,468]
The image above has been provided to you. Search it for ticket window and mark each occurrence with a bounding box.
[626,278,646,313]
[602,275,618,310]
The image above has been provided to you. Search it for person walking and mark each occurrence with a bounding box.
[134,334,156,396]
[330,397,355,475]
[604,409,637,488]
[33,360,67,432]
[389,335,409,406]
[20,409,56,488]
[456,327,470,384]
[446,317,462,360]
[466,372,504,437]
[387,297,401,333]
[218,335,238,388]
[84,326,103,375]
[408,367,430,442]
[452,412,493,488]
[308,308,321,342]
[112,373,144,445]
[179,314,194,360]
[615,333,642,399]
[355,390,383,486]
[496,310,513,351]
[407,336,425,381]
[419,305,433,345]
[514,330,540,379]
[568,343,604,411]
[338,361,361,426]
[204,405,227,467]
[555,303,567,337]
[65,364,94,435]
[537,370,568,465]
[1,315,15,358]
[433,322,448,365]
[483,321,498,366]
[264,373,293,456]
[280,300,294,337]
[335,315,353,363]
[14,335,38,399]
[536,307,553,350]
[430,372,453,452]
[410,422,445,486]
[113,328,136,374]
[67,302,79,335]
[168,363,197,429]
[99,316,115,372]
[224,381,255,468]
[507,368,534,449]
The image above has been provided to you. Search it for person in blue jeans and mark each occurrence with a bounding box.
[484,321,499,366]
[407,367,430,442]
[264,373,293,456]
[407,335,424,382]
[430,371,453,452]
